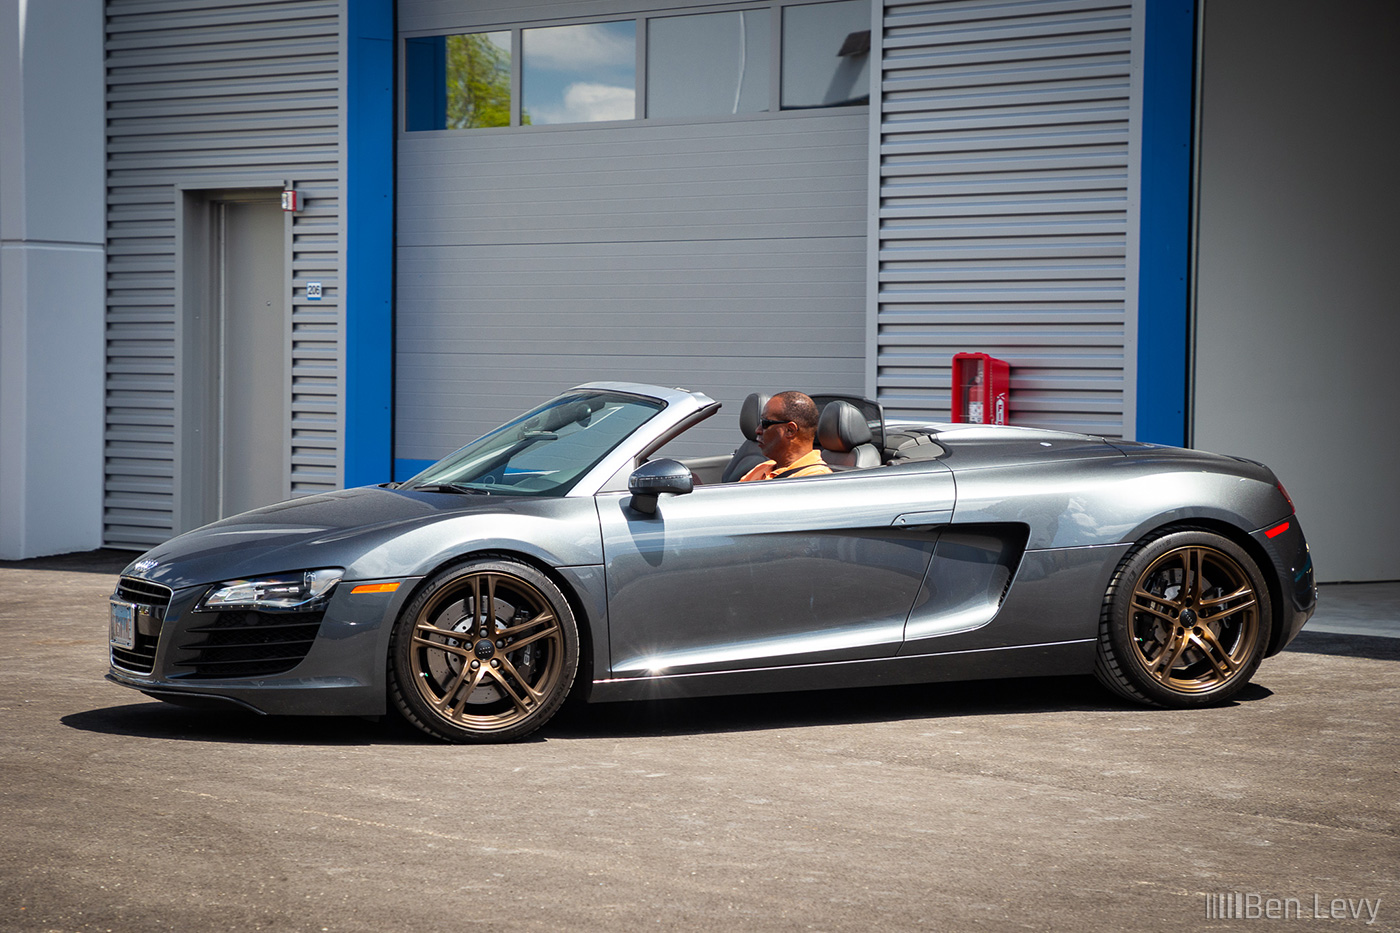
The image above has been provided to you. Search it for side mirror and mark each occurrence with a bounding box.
[627,459,694,515]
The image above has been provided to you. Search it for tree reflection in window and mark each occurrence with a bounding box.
[405,32,520,130]
[446,33,515,128]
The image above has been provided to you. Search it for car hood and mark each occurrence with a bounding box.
[120,486,584,590]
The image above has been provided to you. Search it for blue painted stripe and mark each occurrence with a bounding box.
[1135,0,1196,446]
[343,0,395,487]
[394,458,437,482]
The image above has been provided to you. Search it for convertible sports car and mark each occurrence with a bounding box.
[107,382,1316,742]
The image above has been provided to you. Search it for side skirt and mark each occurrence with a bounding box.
[587,638,1097,703]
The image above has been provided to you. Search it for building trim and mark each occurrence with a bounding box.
[343,0,396,488]
[1133,0,1195,445]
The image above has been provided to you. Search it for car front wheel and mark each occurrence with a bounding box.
[1095,529,1271,708]
[390,559,579,743]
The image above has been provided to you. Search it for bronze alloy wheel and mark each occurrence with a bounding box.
[390,559,578,743]
[1095,530,1271,708]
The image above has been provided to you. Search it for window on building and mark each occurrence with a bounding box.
[647,10,771,119]
[404,32,512,131]
[781,0,871,109]
[403,1,870,131]
[522,21,637,125]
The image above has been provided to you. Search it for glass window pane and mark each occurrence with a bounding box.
[781,1,871,110]
[405,32,512,131]
[402,391,664,497]
[522,21,637,125]
[648,11,771,119]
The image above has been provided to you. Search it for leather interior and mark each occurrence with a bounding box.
[737,392,768,443]
[720,393,770,483]
[818,400,881,470]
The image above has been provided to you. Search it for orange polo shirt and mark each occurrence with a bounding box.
[740,449,833,482]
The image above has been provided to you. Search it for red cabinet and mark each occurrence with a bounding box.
[951,353,1010,425]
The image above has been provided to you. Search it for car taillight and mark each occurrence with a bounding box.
[1276,482,1296,514]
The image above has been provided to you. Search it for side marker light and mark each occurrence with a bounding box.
[1265,521,1290,539]
[351,582,402,595]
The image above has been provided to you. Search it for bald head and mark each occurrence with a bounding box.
[769,391,819,439]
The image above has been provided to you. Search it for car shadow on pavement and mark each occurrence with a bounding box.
[62,702,420,746]
[542,675,1271,741]
[64,675,1273,745]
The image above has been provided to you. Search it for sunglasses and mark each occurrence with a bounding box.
[757,417,793,431]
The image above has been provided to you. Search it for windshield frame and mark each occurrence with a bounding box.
[401,389,670,498]
[400,383,720,499]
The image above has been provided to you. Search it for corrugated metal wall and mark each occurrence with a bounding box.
[104,0,344,548]
[871,0,1139,436]
[396,0,870,463]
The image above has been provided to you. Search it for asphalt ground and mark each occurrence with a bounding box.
[1,551,1396,932]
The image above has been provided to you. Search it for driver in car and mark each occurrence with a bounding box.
[740,391,833,482]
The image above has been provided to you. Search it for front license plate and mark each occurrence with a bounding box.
[110,600,136,650]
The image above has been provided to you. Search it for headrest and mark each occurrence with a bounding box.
[739,392,770,442]
[817,400,872,453]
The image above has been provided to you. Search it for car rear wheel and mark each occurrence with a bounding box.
[1095,529,1271,708]
[390,559,579,743]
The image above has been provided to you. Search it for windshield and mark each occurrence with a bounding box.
[401,391,665,497]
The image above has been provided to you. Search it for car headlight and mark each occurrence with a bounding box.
[196,569,344,612]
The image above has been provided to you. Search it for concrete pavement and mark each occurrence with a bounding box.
[1306,582,1400,639]
[1,552,1396,932]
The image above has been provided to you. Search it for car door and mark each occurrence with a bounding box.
[597,466,955,678]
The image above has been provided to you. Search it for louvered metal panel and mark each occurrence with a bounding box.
[872,0,1139,435]
[103,0,343,548]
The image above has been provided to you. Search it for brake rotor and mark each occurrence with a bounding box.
[433,596,513,704]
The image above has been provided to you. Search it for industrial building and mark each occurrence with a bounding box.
[2,0,1395,581]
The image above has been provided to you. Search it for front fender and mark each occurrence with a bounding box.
[344,497,604,581]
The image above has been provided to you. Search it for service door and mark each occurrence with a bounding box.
[598,467,954,678]
[218,196,287,517]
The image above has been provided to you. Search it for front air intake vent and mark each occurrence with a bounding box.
[175,609,325,679]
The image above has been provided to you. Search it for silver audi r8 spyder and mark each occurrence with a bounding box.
[107,382,1317,743]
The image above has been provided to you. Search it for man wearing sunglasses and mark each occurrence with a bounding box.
[740,391,833,482]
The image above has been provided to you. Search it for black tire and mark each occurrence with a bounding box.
[389,559,579,743]
[1095,529,1271,708]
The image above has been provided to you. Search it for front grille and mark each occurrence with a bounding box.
[111,576,172,676]
[117,576,172,605]
[175,609,326,679]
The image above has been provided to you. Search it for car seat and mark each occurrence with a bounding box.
[817,400,881,470]
[719,393,770,483]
